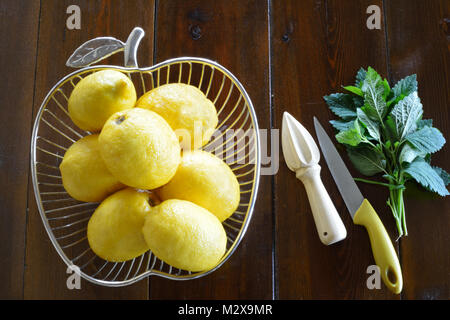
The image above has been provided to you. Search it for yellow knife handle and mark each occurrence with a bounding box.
[353,199,403,294]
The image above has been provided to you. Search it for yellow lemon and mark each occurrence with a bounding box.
[87,188,159,262]
[158,150,240,222]
[142,199,226,271]
[68,70,136,132]
[59,134,124,202]
[99,108,181,190]
[136,83,218,150]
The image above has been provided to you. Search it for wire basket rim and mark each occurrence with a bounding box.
[31,56,261,287]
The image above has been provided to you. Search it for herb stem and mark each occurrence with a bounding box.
[388,185,406,238]
[401,190,408,236]
[354,177,404,189]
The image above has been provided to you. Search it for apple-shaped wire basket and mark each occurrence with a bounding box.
[30,27,261,286]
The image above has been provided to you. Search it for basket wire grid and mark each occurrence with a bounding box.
[31,51,261,286]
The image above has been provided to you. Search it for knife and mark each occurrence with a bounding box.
[282,112,347,245]
[314,117,403,294]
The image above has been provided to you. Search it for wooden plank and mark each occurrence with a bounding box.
[0,0,40,299]
[385,0,450,300]
[24,0,154,299]
[149,0,273,299]
[272,0,399,298]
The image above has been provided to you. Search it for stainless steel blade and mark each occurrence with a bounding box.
[313,117,364,218]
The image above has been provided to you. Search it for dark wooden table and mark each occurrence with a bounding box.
[1,0,448,300]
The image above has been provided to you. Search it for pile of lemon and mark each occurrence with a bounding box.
[60,70,240,272]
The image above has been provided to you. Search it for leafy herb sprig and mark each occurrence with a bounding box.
[324,67,449,238]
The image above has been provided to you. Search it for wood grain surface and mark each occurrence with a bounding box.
[272,0,398,299]
[0,0,448,299]
[23,0,155,299]
[385,0,450,300]
[0,0,40,299]
[149,0,273,299]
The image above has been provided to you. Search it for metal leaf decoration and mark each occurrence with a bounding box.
[66,37,125,68]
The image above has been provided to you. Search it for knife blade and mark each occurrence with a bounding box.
[313,117,403,294]
[282,112,346,245]
[313,119,364,217]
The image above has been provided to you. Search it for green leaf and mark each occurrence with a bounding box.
[323,93,357,120]
[343,85,363,97]
[361,67,383,91]
[387,91,423,140]
[353,95,365,108]
[405,126,446,154]
[392,74,417,99]
[384,116,399,142]
[433,167,450,186]
[330,120,354,132]
[399,143,426,164]
[347,146,386,176]
[336,121,364,146]
[387,93,406,108]
[361,67,388,121]
[387,74,418,108]
[357,108,380,141]
[382,78,391,99]
[355,68,367,88]
[404,158,449,196]
[417,119,433,129]
[387,95,401,107]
